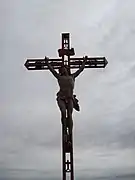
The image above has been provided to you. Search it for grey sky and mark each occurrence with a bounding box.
[1,0,135,179]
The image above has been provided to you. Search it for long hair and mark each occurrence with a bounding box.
[59,65,71,75]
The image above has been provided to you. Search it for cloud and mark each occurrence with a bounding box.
[1,0,135,179]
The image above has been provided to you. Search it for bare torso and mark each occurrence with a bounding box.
[57,75,75,98]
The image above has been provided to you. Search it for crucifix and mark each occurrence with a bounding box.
[24,33,108,180]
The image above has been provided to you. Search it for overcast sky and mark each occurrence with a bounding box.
[1,0,135,179]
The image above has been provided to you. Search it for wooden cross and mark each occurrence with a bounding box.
[24,33,108,180]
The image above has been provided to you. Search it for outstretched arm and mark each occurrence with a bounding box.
[45,56,59,79]
[72,56,87,78]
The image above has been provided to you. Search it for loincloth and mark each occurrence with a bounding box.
[56,92,80,111]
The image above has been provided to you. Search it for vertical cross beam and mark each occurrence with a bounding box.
[62,122,74,180]
[61,33,74,180]
[62,33,69,65]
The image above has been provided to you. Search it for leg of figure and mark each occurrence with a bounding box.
[57,98,66,125]
[67,99,73,136]
[57,98,68,142]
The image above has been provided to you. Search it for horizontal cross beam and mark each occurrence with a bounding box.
[24,57,108,70]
